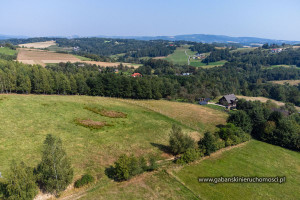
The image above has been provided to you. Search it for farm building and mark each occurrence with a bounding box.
[131,73,142,77]
[199,98,210,105]
[271,48,283,53]
[219,94,237,108]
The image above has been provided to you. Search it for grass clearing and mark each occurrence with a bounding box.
[190,60,226,68]
[164,45,196,65]
[173,140,300,200]
[0,47,17,56]
[270,79,300,86]
[74,55,93,61]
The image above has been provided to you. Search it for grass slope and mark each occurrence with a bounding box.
[0,94,226,199]
[174,140,300,200]
[165,46,195,65]
[165,46,226,68]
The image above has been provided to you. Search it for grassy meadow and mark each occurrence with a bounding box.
[0,47,17,55]
[164,46,226,68]
[173,140,300,200]
[164,45,196,65]
[0,94,227,199]
[270,79,300,86]
[1,94,298,199]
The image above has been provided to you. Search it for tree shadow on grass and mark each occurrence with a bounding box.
[150,143,172,154]
[104,166,116,180]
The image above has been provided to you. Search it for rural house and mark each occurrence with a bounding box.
[219,94,237,108]
[199,98,210,105]
[131,73,142,77]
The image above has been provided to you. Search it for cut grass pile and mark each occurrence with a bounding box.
[173,140,300,200]
[75,118,107,129]
[85,106,127,118]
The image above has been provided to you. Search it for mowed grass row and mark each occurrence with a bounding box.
[174,140,300,200]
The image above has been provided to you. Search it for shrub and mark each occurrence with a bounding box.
[198,132,217,156]
[148,155,158,171]
[113,154,131,181]
[111,154,158,181]
[169,125,195,155]
[74,174,94,188]
[176,148,200,164]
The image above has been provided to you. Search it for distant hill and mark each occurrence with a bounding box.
[98,34,300,45]
[1,33,299,45]
[0,34,28,40]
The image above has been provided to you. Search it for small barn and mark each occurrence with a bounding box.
[219,94,237,108]
[199,98,210,105]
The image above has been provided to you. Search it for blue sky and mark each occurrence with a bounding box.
[1,0,300,40]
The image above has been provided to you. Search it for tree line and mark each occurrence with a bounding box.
[0,58,300,106]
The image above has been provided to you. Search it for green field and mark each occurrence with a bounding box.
[173,140,300,200]
[165,46,226,68]
[47,45,72,53]
[74,55,93,61]
[0,47,17,55]
[190,60,227,68]
[0,94,226,199]
[1,94,298,199]
[263,65,299,70]
[164,45,196,65]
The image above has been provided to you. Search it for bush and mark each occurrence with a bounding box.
[148,155,158,171]
[111,154,158,181]
[218,123,251,146]
[176,148,200,164]
[74,174,94,188]
[198,132,217,156]
[169,124,195,155]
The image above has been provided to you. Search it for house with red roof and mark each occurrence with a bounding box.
[131,73,142,77]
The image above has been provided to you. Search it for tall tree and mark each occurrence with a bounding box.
[5,161,38,200]
[36,134,73,194]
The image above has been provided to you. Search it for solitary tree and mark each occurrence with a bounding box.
[36,134,73,194]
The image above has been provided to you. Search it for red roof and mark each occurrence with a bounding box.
[131,73,142,77]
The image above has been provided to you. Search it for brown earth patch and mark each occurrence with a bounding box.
[85,107,127,118]
[76,118,107,129]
